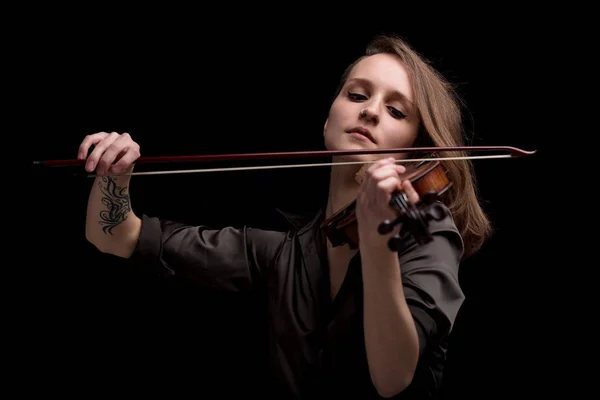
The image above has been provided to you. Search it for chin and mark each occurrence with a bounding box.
[327,134,370,149]
[334,150,379,164]
[326,137,377,162]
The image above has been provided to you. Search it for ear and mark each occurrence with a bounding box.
[323,118,328,134]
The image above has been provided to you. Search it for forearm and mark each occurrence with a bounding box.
[85,168,141,258]
[360,238,419,397]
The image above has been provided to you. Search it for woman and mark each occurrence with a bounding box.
[79,34,491,398]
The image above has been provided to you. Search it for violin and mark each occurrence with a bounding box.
[32,145,536,252]
[321,158,452,252]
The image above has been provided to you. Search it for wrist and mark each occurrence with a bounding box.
[358,225,394,249]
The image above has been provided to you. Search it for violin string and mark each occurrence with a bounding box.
[85,154,512,177]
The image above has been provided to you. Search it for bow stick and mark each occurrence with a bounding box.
[32,146,536,177]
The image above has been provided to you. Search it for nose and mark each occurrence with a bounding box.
[360,107,379,124]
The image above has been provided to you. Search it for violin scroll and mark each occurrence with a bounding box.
[381,191,448,251]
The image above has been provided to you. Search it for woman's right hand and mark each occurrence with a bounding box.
[77,132,141,176]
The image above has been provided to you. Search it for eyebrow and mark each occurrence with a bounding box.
[346,77,414,108]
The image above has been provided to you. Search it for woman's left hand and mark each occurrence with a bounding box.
[356,157,420,244]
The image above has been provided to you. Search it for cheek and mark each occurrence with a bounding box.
[328,102,346,124]
[382,124,420,148]
[324,105,346,134]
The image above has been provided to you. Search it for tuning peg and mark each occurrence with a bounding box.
[421,191,440,205]
[420,202,447,222]
[387,233,403,252]
[378,215,404,235]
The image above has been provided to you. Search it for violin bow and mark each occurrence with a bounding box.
[32,145,537,177]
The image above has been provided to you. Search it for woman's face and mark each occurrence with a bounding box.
[324,53,420,162]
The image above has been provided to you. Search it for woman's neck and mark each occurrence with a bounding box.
[325,161,363,219]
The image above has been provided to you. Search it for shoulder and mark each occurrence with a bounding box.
[397,202,464,272]
[396,203,466,346]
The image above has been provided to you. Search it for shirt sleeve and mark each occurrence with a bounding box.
[128,214,286,293]
[397,205,466,358]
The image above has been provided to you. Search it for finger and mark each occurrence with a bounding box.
[86,132,120,172]
[370,164,406,181]
[362,168,394,199]
[367,157,396,174]
[365,166,404,194]
[109,147,140,175]
[96,135,132,175]
[367,160,405,179]
[401,180,420,204]
[376,175,402,195]
[78,132,109,160]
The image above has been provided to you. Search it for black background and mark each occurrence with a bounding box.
[27,13,561,398]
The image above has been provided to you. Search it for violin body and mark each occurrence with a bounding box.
[320,159,453,252]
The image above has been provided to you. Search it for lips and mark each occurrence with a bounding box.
[346,126,376,143]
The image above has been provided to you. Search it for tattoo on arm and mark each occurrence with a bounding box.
[98,176,132,235]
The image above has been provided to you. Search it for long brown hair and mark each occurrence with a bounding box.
[335,34,492,258]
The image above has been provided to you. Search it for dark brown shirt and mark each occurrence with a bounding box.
[129,204,465,399]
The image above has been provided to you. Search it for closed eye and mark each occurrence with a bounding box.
[389,108,406,119]
[348,92,366,101]
[347,91,406,119]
